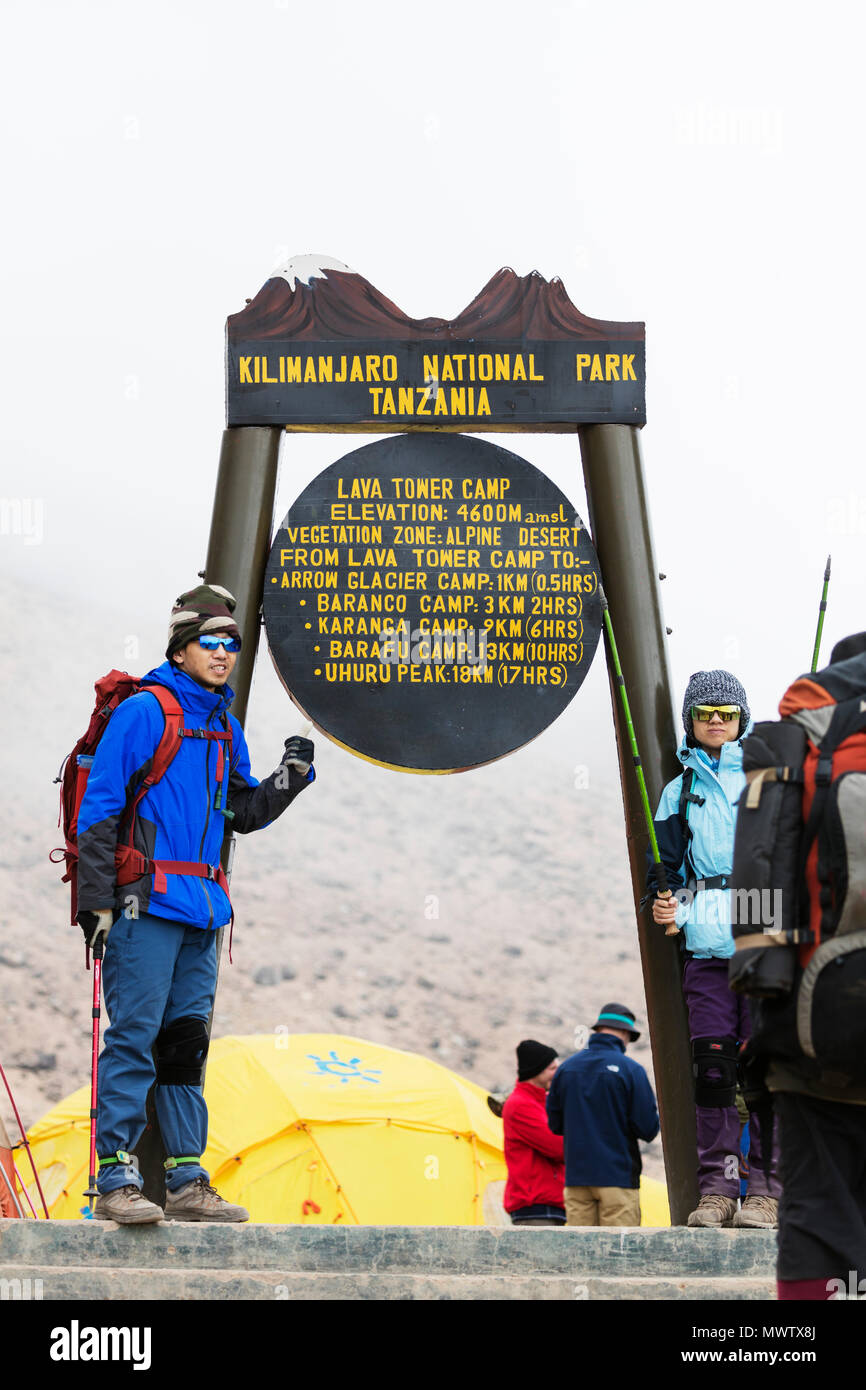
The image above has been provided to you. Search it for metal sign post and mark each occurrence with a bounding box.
[579,422,698,1225]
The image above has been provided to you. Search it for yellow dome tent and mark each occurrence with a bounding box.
[24,1033,669,1226]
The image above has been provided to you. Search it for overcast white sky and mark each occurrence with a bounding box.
[2,0,863,730]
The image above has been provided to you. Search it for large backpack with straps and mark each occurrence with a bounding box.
[52,670,233,926]
[729,653,866,1087]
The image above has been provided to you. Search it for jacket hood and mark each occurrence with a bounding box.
[142,660,235,721]
[676,720,753,773]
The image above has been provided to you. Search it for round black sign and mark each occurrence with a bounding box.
[263,433,601,772]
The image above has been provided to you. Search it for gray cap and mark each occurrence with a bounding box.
[682,669,750,740]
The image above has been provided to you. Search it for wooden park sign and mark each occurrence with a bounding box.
[227,256,645,431]
[219,260,698,1226]
[237,257,625,770]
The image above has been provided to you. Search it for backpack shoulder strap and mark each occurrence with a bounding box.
[678,767,705,824]
[119,686,185,839]
[142,685,185,785]
[798,695,866,870]
[678,767,705,881]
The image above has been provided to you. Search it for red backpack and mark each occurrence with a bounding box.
[52,671,232,926]
[731,654,866,1086]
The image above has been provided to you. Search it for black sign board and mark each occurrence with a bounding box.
[227,257,645,430]
[263,433,602,773]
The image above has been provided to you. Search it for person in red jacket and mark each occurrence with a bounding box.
[502,1040,566,1226]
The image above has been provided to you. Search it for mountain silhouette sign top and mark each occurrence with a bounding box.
[226,256,645,430]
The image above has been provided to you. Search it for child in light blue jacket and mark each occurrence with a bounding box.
[647,670,780,1229]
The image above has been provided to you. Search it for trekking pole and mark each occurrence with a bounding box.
[0,1114,25,1218]
[82,939,104,1217]
[0,1059,50,1218]
[599,585,678,937]
[12,1162,39,1218]
[0,1165,25,1219]
[811,555,831,673]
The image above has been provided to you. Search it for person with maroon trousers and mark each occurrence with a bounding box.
[647,670,781,1228]
[502,1040,565,1226]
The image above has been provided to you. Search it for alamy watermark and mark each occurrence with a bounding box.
[1,1277,43,1300]
[50,1321,151,1369]
[827,1271,866,1299]
[377,622,488,670]
[675,885,784,932]
[827,493,866,535]
[674,105,783,153]
[0,497,43,545]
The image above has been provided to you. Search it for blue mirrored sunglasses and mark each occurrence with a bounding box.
[197,634,241,653]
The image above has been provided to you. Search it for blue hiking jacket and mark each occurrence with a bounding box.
[645,733,749,959]
[546,1034,659,1188]
[76,661,313,929]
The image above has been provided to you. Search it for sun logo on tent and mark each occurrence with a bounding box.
[306,1051,383,1084]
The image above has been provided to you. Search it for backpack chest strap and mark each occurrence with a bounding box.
[179,727,232,781]
[686,874,729,893]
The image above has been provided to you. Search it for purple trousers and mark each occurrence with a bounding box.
[682,957,781,1199]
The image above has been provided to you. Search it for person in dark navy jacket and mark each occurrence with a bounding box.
[76,583,315,1224]
[547,1004,659,1226]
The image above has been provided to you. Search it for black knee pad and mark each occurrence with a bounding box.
[692,1036,739,1108]
[155,1016,210,1086]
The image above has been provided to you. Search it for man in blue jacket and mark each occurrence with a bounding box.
[547,1004,659,1225]
[76,583,315,1224]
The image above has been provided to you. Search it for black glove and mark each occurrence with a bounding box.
[282,736,314,776]
[78,909,113,950]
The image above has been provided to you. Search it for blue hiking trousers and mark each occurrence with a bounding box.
[96,911,217,1195]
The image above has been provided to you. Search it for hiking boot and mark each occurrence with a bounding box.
[733,1194,778,1228]
[164,1177,249,1223]
[687,1194,738,1228]
[93,1185,164,1225]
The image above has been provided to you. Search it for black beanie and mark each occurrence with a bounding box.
[830,632,866,664]
[516,1039,557,1081]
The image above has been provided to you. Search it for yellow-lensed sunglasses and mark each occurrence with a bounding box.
[691,704,741,723]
